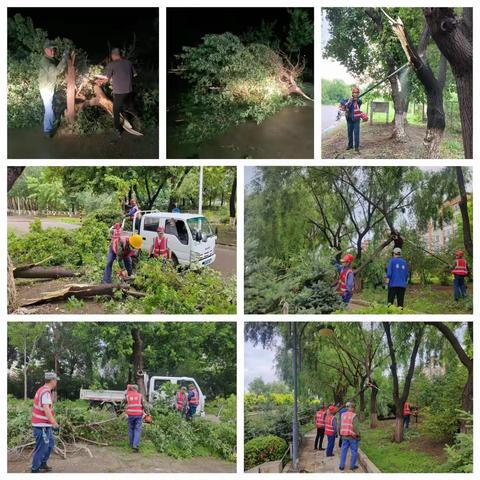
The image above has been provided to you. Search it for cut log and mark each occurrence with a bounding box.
[20,283,146,307]
[82,84,143,136]
[14,266,80,279]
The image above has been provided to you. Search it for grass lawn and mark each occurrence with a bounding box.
[44,216,82,224]
[360,419,447,473]
[351,285,472,314]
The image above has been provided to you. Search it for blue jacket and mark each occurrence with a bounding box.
[386,257,409,288]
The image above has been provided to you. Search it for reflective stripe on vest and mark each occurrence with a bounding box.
[126,392,144,416]
[403,402,411,415]
[153,236,168,257]
[176,391,185,410]
[315,409,326,428]
[31,385,54,425]
[337,268,353,294]
[189,389,199,406]
[353,102,361,120]
[340,411,356,437]
[324,414,335,436]
[452,258,468,276]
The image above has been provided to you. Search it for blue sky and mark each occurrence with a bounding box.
[244,337,280,391]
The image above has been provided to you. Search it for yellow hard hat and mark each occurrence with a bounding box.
[129,234,142,249]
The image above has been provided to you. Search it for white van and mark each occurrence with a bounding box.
[119,210,217,267]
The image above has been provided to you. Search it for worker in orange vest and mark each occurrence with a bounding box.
[334,254,354,304]
[403,400,411,429]
[175,386,188,418]
[31,372,59,473]
[124,384,147,452]
[451,250,468,301]
[339,402,360,471]
[314,403,327,450]
[150,226,172,262]
[324,405,338,457]
[186,383,200,420]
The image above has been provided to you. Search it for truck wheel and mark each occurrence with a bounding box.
[171,254,179,267]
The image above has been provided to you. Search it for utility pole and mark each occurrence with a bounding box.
[292,322,299,472]
[198,166,204,215]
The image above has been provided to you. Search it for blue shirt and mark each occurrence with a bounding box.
[341,98,363,122]
[386,257,409,288]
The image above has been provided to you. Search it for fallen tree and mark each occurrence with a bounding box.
[19,283,146,308]
[14,266,80,279]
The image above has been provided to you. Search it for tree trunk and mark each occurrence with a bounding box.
[370,380,378,429]
[131,328,147,398]
[359,390,366,422]
[229,172,237,221]
[7,256,17,313]
[389,75,409,141]
[13,266,80,279]
[394,414,404,442]
[455,167,473,258]
[424,8,472,159]
[461,369,473,432]
[23,337,28,401]
[65,53,76,123]
[7,167,25,192]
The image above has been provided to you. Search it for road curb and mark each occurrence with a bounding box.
[358,447,381,473]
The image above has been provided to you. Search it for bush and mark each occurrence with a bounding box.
[244,434,287,470]
[441,412,473,473]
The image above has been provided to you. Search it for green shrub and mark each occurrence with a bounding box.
[244,434,287,470]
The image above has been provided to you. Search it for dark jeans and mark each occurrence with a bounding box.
[387,286,406,307]
[338,436,343,449]
[186,404,197,420]
[403,414,411,429]
[347,120,360,149]
[102,246,132,283]
[113,92,136,133]
[326,435,336,456]
[314,428,325,449]
[453,275,467,300]
[128,415,143,448]
[32,427,54,472]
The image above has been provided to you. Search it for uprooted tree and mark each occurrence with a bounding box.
[172,32,313,143]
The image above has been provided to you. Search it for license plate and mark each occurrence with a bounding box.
[203,257,213,266]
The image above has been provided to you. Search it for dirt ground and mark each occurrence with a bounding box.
[8,128,159,159]
[8,444,235,473]
[322,123,464,159]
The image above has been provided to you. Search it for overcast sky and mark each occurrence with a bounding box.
[244,336,281,391]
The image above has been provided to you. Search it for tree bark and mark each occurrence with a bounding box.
[455,167,473,258]
[65,53,76,123]
[229,171,237,223]
[13,266,80,279]
[369,379,378,429]
[424,8,472,158]
[131,327,147,398]
[388,74,409,141]
[358,389,366,422]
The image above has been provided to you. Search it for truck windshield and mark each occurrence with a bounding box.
[187,217,214,238]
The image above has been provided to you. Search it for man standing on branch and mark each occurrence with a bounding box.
[314,403,327,451]
[451,250,468,301]
[31,372,59,473]
[334,254,354,305]
[97,48,138,138]
[386,247,409,308]
[38,41,68,137]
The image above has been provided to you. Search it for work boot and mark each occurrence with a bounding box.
[39,464,52,472]
[346,146,353,150]
[132,446,139,453]
[339,467,345,471]
[351,465,359,471]
[355,148,360,153]
[319,447,325,451]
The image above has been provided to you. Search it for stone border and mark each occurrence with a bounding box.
[358,447,382,473]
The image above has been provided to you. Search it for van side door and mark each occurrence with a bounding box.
[164,218,190,264]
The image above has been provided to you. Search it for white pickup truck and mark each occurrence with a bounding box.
[118,210,217,268]
[80,374,206,416]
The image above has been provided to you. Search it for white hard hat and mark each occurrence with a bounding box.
[393,247,402,255]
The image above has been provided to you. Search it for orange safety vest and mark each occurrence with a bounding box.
[452,258,468,276]
[353,101,362,121]
[111,228,122,254]
[324,413,336,436]
[176,391,186,410]
[31,385,55,426]
[403,402,411,416]
[315,409,326,428]
[126,390,144,417]
[337,267,353,295]
[189,388,199,406]
[340,411,357,437]
[152,236,168,258]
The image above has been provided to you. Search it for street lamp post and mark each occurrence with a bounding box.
[291,322,299,472]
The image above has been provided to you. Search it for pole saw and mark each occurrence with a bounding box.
[358,62,410,99]
[402,237,450,266]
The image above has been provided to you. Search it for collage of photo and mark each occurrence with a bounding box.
[4,2,475,478]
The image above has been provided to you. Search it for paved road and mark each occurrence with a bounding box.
[8,216,236,279]
[322,105,344,133]
[286,429,365,473]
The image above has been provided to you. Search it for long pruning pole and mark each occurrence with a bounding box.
[291,322,299,472]
[402,237,451,266]
[358,63,410,99]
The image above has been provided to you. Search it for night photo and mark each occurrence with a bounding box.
[167,8,314,159]
[7,8,159,159]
